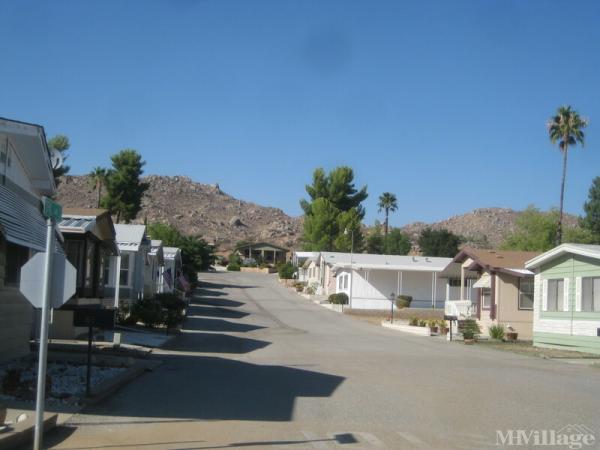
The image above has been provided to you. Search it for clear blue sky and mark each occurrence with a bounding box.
[2,1,599,227]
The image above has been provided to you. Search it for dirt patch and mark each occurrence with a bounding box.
[344,308,444,325]
[473,340,600,359]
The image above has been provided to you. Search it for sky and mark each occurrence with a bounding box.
[1,0,599,227]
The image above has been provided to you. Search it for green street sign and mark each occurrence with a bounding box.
[42,197,62,221]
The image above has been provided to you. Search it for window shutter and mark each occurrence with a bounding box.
[563,278,570,311]
[575,277,582,312]
[542,279,548,311]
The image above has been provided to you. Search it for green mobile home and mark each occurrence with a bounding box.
[525,244,600,354]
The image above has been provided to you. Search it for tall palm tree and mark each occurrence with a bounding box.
[377,192,398,237]
[547,106,589,245]
[89,167,108,208]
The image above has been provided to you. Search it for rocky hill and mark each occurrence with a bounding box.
[57,175,579,252]
[400,207,579,249]
[56,175,303,251]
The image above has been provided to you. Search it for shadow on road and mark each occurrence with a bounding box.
[194,297,245,308]
[184,317,265,333]
[162,332,270,354]
[187,306,250,320]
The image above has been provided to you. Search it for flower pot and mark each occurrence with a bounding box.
[429,326,438,334]
[439,327,448,335]
[506,332,518,341]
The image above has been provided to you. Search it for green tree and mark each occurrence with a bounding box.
[547,106,589,245]
[366,223,385,254]
[384,228,412,255]
[301,167,368,251]
[581,177,600,242]
[147,222,215,282]
[417,228,461,257]
[48,134,71,184]
[89,167,108,208]
[501,206,596,251]
[333,208,363,252]
[377,192,397,236]
[102,149,148,223]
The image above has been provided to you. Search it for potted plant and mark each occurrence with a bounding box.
[505,325,518,342]
[418,319,427,327]
[488,324,505,341]
[438,319,449,335]
[396,295,413,309]
[427,319,438,334]
[461,319,481,344]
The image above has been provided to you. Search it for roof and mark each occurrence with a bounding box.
[0,117,55,195]
[525,243,600,269]
[453,247,540,276]
[163,246,182,260]
[236,242,289,252]
[321,252,452,273]
[60,208,118,254]
[114,224,147,252]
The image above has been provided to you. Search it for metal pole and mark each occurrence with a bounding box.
[86,324,93,397]
[349,231,354,309]
[33,218,54,450]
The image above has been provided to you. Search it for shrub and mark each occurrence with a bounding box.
[305,284,316,295]
[278,262,295,279]
[132,298,164,328]
[117,301,138,326]
[461,319,481,340]
[418,319,427,327]
[395,295,412,309]
[259,262,270,269]
[328,293,349,304]
[489,324,505,340]
[427,319,438,329]
[408,316,419,326]
[227,263,241,271]
[228,253,241,265]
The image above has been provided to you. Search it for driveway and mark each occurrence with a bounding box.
[43,271,600,449]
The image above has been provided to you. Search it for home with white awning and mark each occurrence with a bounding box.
[442,248,541,339]
[0,117,58,362]
[317,252,453,310]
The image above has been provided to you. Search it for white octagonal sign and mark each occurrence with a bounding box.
[19,252,76,308]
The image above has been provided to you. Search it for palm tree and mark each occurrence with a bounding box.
[89,167,108,208]
[547,106,589,245]
[377,192,398,237]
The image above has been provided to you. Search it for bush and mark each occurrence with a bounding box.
[132,298,164,328]
[427,319,438,329]
[277,262,295,279]
[227,263,241,271]
[396,295,413,309]
[328,293,349,304]
[489,324,505,340]
[117,301,138,326]
[461,319,481,340]
[408,316,419,326]
[306,284,316,295]
[418,319,427,327]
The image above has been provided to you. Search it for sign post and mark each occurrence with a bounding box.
[33,197,62,450]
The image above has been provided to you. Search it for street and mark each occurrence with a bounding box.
[43,271,600,449]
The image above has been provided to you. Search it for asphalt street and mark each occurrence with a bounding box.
[42,271,600,449]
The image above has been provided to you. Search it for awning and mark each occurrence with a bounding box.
[0,183,47,251]
[473,273,491,289]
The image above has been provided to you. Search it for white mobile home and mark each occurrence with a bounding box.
[106,224,151,301]
[163,246,182,294]
[0,118,57,362]
[318,252,452,310]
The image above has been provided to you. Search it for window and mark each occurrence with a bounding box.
[481,288,492,309]
[448,278,462,287]
[547,279,564,312]
[5,241,30,285]
[119,253,130,286]
[103,255,111,285]
[338,276,343,290]
[582,277,600,312]
[343,274,349,289]
[518,277,534,310]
